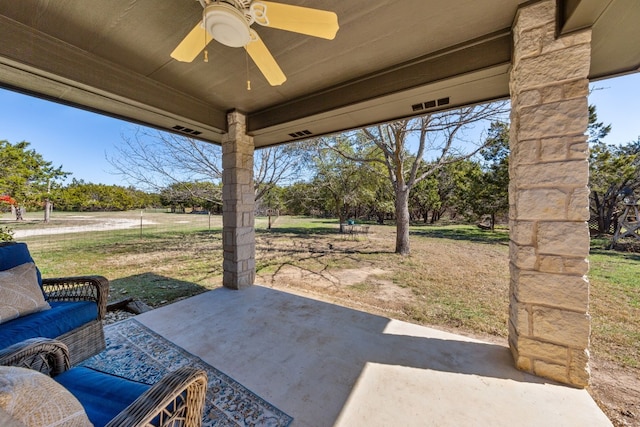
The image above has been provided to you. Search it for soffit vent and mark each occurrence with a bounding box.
[172,125,202,136]
[410,97,450,113]
[288,129,313,138]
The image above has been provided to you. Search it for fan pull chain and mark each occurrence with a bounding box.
[203,9,208,63]
[245,49,251,91]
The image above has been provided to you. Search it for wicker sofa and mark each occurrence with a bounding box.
[0,337,208,427]
[0,242,109,365]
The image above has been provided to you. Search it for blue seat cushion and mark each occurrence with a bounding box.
[0,242,43,290]
[0,301,98,349]
[55,366,151,427]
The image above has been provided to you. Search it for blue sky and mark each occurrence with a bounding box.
[1,73,639,187]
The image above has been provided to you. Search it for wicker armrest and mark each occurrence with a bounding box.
[43,275,109,319]
[105,367,208,427]
[0,338,70,376]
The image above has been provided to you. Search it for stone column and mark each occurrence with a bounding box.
[221,111,255,289]
[509,0,592,387]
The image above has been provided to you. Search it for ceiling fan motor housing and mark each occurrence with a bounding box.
[203,2,251,47]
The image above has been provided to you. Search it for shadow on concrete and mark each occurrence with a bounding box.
[131,285,608,426]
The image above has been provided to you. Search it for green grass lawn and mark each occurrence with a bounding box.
[589,239,640,368]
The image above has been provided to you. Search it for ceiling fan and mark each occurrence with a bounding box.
[171,0,339,86]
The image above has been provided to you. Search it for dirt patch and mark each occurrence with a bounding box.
[259,265,414,310]
[590,357,640,426]
[13,218,156,238]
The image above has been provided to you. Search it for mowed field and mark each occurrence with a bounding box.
[3,211,639,425]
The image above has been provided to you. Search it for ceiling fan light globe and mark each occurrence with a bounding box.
[203,3,251,48]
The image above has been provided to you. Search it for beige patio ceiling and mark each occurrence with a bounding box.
[0,0,638,148]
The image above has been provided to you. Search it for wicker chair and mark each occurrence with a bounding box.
[42,275,109,364]
[0,338,208,427]
[0,242,109,365]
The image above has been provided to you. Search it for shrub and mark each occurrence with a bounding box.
[0,226,14,242]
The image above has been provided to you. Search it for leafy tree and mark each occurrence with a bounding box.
[159,181,222,213]
[313,136,385,231]
[589,139,640,234]
[281,182,323,216]
[414,159,482,224]
[409,173,440,223]
[366,174,395,224]
[0,195,16,241]
[0,140,69,221]
[0,195,16,210]
[588,104,612,145]
[56,179,156,211]
[313,138,364,230]
[587,105,640,234]
[0,226,13,241]
[464,122,510,229]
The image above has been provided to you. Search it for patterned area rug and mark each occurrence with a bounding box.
[81,318,293,427]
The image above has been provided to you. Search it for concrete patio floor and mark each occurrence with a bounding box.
[135,285,612,426]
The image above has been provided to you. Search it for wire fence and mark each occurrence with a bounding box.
[0,209,268,252]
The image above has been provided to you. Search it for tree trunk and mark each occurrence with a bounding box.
[592,192,605,233]
[338,211,346,233]
[603,184,620,234]
[44,199,51,223]
[430,210,440,224]
[604,198,619,234]
[395,187,410,255]
[44,181,52,223]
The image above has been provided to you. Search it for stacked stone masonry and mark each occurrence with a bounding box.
[221,111,256,289]
[508,0,591,387]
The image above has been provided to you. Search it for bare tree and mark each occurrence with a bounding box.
[254,142,314,202]
[108,127,311,206]
[108,128,223,207]
[328,102,508,255]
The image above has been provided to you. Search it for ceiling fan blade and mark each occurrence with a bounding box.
[170,21,212,62]
[245,30,286,86]
[252,1,339,40]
